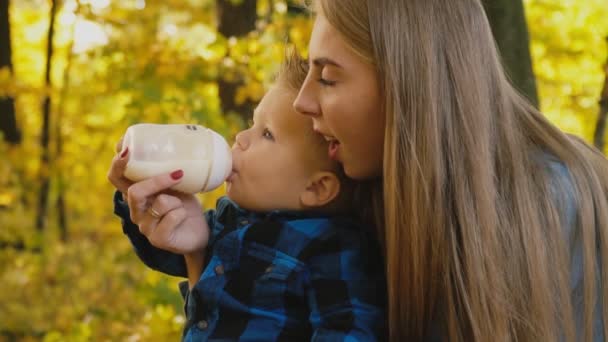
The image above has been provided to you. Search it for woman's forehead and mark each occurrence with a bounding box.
[308,14,363,71]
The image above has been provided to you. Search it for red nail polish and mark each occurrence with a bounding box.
[171,170,184,180]
[120,147,129,158]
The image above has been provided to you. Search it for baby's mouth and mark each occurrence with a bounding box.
[226,168,238,182]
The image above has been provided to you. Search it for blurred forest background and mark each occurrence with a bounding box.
[1,0,607,340]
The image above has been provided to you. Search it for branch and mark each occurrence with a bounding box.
[0,240,42,252]
[593,37,608,151]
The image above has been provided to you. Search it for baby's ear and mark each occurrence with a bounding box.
[300,171,341,208]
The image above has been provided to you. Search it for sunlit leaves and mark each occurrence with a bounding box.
[525,0,608,141]
[2,1,312,340]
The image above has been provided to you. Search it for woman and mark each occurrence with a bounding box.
[293,0,607,341]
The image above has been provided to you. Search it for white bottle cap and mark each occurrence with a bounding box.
[205,129,232,192]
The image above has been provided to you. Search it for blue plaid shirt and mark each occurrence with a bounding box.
[114,192,387,341]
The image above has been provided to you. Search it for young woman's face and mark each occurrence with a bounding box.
[294,13,385,180]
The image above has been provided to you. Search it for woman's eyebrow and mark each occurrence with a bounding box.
[312,57,342,69]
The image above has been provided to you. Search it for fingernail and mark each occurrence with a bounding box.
[171,170,184,180]
[120,147,129,158]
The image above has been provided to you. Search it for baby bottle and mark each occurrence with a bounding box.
[122,123,232,194]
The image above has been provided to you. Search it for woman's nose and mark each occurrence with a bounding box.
[294,74,320,117]
[234,130,249,150]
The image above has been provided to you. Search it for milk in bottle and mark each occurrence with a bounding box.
[122,124,232,194]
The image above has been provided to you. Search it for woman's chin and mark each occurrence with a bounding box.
[343,161,382,180]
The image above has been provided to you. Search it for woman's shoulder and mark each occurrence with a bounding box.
[534,150,572,181]
[533,151,577,228]
[534,150,606,341]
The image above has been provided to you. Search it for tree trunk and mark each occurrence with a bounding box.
[0,0,21,144]
[217,0,257,122]
[593,37,608,152]
[36,0,57,231]
[482,0,539,108]
[54,1,80,240]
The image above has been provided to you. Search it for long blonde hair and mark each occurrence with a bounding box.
[316,0,608,340]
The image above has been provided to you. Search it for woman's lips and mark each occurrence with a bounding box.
[329,140,340,160]
[313,129,340,161]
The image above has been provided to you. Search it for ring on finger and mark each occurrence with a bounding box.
[148,206,162,219]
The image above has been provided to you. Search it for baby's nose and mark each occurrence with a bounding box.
[234,130,249,150]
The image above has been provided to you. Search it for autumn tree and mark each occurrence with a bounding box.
[483,0,539,107]
[0,0,21,144]
[217,0,257,122]
[594,38,608,150]
[36,0,57,231]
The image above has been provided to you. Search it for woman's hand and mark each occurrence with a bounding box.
[107,138,133,197]
[107,139,209,255]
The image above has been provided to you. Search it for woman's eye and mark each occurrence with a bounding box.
[317,67,336,86]
[317,77,336,86]
[262,128,274,140]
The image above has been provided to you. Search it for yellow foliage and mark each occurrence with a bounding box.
[1,1,313,340]
[525,0,608,142]
[235,82,265,105]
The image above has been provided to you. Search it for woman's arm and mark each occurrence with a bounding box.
[114,190,224,285]
[114,190,189,276]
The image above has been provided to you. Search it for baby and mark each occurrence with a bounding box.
[113,54,386,341]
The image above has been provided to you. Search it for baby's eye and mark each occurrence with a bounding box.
[262,128,274,140]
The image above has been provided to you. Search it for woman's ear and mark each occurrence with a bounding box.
[300,171,341,208]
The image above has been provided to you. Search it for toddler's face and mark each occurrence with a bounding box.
[227,85,330,212]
